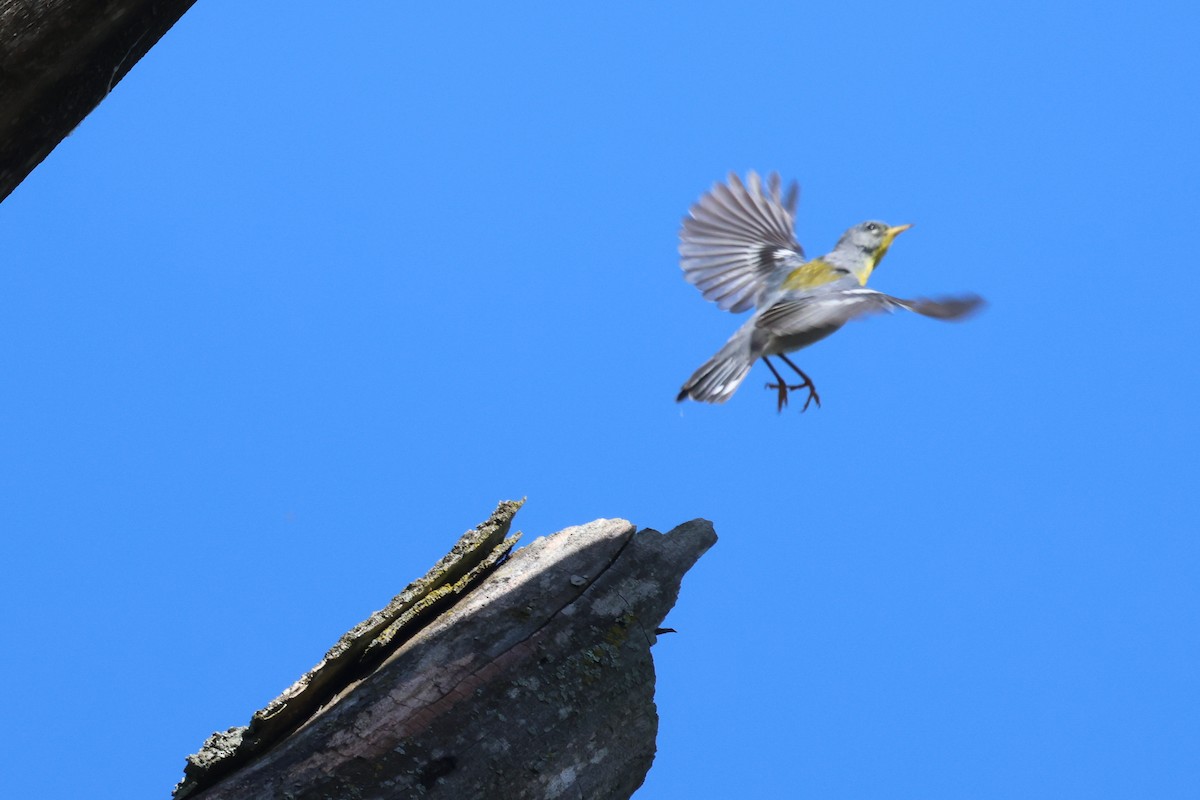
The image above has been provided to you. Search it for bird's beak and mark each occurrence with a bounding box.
[885,223,913,240]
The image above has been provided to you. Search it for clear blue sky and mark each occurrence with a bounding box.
[2,3,1197,798]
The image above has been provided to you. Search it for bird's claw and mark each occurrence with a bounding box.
[765,381,821,414]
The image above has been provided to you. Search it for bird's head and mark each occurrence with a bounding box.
[835,221,912,284]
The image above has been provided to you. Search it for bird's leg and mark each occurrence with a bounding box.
[762,357,791,414]
[776,354,822,412]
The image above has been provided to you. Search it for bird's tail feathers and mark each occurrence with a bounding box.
[677,334,755,404]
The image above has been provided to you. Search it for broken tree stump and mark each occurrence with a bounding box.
[176,501,717,799]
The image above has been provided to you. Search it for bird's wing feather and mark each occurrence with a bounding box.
[900,294,986,320]
[756,290,985,335]
[680,171,804,314]
[756,288,900,335]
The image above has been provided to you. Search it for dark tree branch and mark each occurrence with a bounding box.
[0,0,199,202]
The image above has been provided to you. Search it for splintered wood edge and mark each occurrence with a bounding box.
[175,499,525,799]
[364,532,523,654]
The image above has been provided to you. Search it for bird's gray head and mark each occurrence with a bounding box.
[835,221,908,252]
[830,221,913,284]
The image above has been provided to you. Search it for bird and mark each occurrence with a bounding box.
[675,171,984,412]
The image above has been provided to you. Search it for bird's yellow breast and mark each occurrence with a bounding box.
[782,259,844,290]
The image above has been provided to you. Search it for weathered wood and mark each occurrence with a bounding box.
[0,0,199,201]
[177,506,716,799]
[176,500,527,798]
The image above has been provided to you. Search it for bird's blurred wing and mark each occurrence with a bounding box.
[757,290,986,335]
[680,171,804,313]
[756,289,898,334]
[896,293,986,320]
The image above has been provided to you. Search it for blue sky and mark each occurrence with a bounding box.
[2,2,1197,797]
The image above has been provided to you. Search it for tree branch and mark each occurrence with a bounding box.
[0,0,199,201]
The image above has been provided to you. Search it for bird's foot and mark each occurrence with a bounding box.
[764,380,821,413]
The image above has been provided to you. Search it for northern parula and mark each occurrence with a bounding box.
[676,172,983,411]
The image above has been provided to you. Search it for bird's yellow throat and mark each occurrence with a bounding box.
[856,223,913,285]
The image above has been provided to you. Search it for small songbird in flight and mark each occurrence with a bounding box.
[676,172,984,411]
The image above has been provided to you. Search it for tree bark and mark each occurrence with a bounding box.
[0,0,199,202]
[176,502,716,799]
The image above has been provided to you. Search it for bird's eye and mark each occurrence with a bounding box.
[866,223,879,232]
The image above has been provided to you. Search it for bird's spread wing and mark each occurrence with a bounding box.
[680,171,804,313]
[756,290,984,335]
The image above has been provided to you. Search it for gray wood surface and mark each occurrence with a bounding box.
[178,508,716,799]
